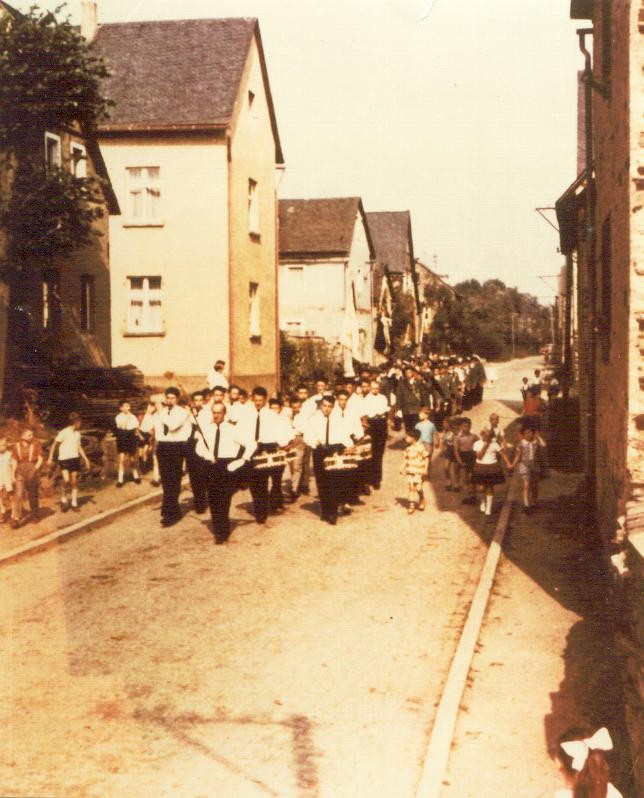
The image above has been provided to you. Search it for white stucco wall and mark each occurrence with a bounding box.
[279,210,374,363]
[100,134,230,380]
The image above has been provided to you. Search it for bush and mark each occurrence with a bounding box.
[279,332,340,393]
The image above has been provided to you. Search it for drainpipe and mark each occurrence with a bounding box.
[577,27,597,518]
[563,251,573,401]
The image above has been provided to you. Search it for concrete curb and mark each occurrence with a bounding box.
[0,487,164,567]
[415,472,520,798]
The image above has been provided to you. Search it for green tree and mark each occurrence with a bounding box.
[0,3,112,261]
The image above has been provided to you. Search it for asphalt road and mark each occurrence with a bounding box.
[0,357,538,798]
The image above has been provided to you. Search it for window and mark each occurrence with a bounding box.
[248,90,255,109]
[249,282,261,339]
[248,179,260,236]
[70,142,87,178]
[44,132,61,168]
[127,276,163,334]
[126,167,161,225]
[80,275,94,332]
[42,270,60,332]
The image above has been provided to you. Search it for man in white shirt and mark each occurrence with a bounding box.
[186,390,209,514]
[300,379,328,422]
[227,383,254,426]
[154,387,192,527]
[304,394,355,525]
[194,401,253,544]
[363,379,389,490]
[333,389,366,509]
[242,386,294,524]
[206,359,229,391]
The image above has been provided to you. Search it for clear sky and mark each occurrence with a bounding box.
[13,0,583,301]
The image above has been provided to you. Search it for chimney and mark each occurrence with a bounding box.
[80,1,98,42]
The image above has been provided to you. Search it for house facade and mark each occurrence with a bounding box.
[92,12,283,392]
[555,1,644,788]
[278,198,375,371]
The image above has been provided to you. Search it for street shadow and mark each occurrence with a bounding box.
[544,617,634,797]
[300,500,322,518]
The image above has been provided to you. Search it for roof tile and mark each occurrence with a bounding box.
[93,18,256,129]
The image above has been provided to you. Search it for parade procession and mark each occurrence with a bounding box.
[116,355,490,543]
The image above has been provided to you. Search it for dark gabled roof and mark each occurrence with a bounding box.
[94,18,253,129]
[279,197,374,258]
[93,17,284,162]
[365,211,414,273]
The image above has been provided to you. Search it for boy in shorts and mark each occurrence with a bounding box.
[48,412,90,512]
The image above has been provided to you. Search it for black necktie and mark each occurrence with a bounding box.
[325,417,330,446]
[255,414,260,441]
[214,424,220,458]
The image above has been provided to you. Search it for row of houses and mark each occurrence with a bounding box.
[551,1,643,789]
[0,0,451,400]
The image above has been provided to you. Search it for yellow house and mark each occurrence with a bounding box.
[92,12,284,392]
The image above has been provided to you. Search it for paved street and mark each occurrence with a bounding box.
[1,359,532,798]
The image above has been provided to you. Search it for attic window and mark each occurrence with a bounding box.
[248,90,255,109]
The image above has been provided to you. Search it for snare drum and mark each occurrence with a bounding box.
[355,436,373,461]
[252,450,294,470]
[323,451,359,471]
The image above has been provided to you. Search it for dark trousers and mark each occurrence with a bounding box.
[186,445,208,512]
[249,465,285,522]
[403,413,419,434]
[205,458,236,540]
[368,418,388,488]
[156,441,185,521]
[312,446,349,522]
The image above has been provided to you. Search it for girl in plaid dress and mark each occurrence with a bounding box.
[401,429,430,514]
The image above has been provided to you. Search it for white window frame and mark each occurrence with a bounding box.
[70,141,87,178]
[125,166,163,226]
[248,178,260,237]
[44,132,62,168]
[249,282,261,339]
[126,276,163,335]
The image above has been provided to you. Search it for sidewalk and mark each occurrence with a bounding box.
[439,466,634,798]
[0,473,166,560]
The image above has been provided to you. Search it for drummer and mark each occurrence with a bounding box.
[242,386,293,524]
[332,389,365,510]
[362,378,389,490]
[304,394,355,526]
